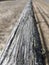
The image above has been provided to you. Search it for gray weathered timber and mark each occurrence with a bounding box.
[0,0,44,65]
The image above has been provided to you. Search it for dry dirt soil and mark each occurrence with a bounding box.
[0,0,28,54]
[33,0,49,65]
[0,0,49,65]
